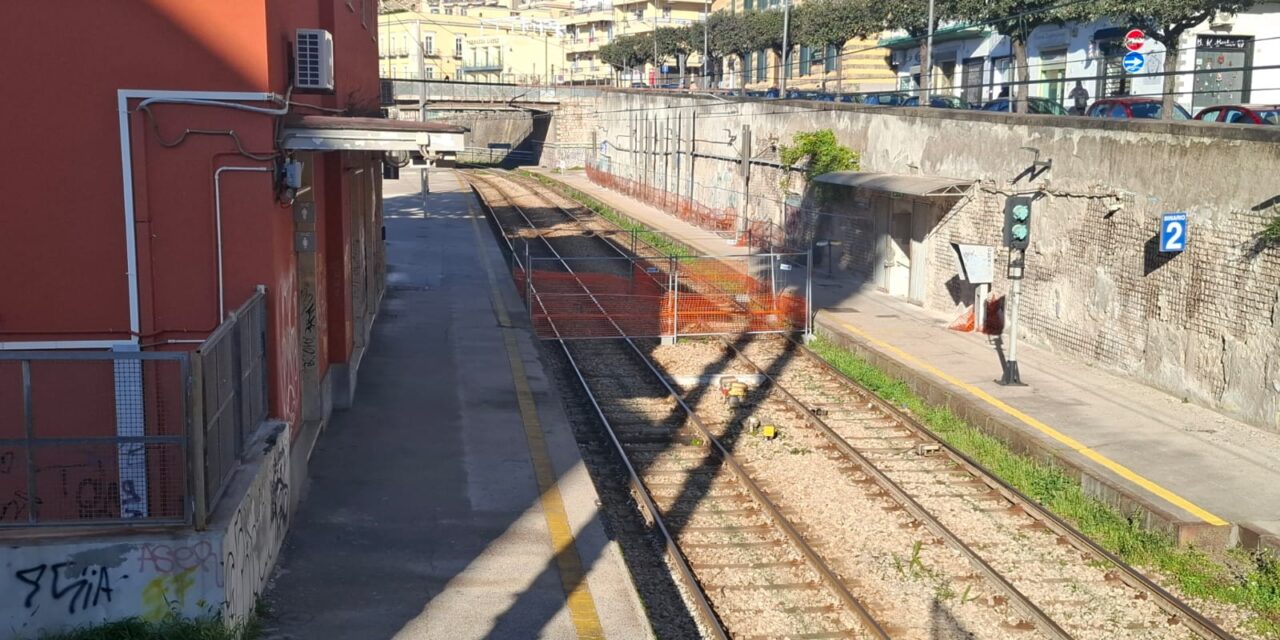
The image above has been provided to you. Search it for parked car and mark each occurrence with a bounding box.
[1085,98,1191,120]
[837,93,863,103]
[902,95,972,109]
[1194,104,1280,125]
[980,97,1069,115]
[862,92,911,106]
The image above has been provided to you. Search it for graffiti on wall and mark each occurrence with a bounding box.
[2,427,291,635]
[221,427,290,624]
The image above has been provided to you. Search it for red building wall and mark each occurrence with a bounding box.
[0,0,381,442]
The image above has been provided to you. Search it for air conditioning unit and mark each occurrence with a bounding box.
[295,29,335,91]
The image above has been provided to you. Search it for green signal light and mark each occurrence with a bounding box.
[1011,224,1029,241]
[1012,204,1030,221]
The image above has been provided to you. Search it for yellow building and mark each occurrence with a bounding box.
[561,0,712,85]
[709,0,895,92]
[379,4,568,84]
[380,0,712,87]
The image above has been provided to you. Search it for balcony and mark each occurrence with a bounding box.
[564,37,605,53]
[563,7,614,24]
[461,57,504,73]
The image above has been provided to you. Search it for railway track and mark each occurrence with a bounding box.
[463,169,1234,640]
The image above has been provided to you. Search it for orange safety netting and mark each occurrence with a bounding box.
[519,260,805,339]
[586,165,790,250]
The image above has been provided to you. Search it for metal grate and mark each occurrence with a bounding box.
[195,291,269,513]
[0,354,191,528]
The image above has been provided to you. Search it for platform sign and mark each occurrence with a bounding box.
[950,243,995,284]
[1125,29,1146,51]
[1122,52,1145,73]
[1159,213,1188,253]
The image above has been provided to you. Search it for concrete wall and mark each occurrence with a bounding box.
[581,91,1280,430]
[1,426,290,636]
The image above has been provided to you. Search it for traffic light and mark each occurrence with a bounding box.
[1004,196,1033,250]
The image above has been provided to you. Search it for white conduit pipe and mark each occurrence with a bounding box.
[213,166,273,320]
[138,95,289,116]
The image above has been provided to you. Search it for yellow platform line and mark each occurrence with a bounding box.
[833,319,1228,527]
[465,184,605,639]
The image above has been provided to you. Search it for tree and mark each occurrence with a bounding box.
[871,0,956,101]
[953,0,1087,112]
[599,34,651,84]
[707,11,753,85]
[744,9,786,86]
[1088,0,1255,119]
[793,0,879,92]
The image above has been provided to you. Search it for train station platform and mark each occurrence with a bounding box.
[534,168,1280,550]
[262,170,651,639]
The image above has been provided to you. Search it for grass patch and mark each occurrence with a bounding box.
[808,335,1280,636]
[28,613,259,640]
[517,170,693,259]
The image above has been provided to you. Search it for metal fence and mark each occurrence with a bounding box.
[383,79,608,104]
[0,351,192,528]
[525,254,810,339]
[193,290,268,521]
[585,163,792,253]
[0,292,268,530]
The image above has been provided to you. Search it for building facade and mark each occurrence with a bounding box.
[0,0,460,633]
[380,5,568,83]
[880,6,1280,112]
[711,0,897,92]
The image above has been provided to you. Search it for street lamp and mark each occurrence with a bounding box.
[780,0,790,94]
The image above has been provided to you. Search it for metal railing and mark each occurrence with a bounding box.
[383,79,609,103]
[0,291,269,530]
[0,351,192,528]
[193,290,268,523]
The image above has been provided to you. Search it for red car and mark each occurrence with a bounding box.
[1085,97,1191,120]
[1194,104,1280,125]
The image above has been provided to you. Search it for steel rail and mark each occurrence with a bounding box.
[721,338,1072,640]
[465,171,728,637]
[470,170,888,639]
[622,338,891,640]
[766,335,1236,640]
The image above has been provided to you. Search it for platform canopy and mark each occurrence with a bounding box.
[280,115,467,151]
[813,171,974,197]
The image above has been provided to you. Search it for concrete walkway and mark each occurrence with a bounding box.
[538,168,1280,548]
[262,170,651,639]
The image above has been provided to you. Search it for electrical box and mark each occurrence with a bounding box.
[283,159,304,189]
[295,29,335,91]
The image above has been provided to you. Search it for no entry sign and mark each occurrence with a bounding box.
[1125,29,1146,52]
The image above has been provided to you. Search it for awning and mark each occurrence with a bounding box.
[280,115,468,151]
[813,171,974,197]
[878,25,991,49]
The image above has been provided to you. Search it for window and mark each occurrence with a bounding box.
[1223,109,1246,123]
[1087,103,1107,117]
[662,6,671,18]
[799,45,811,77]
[744,51,752,82]
[1198,108,1221,122]
[425,67,435,80]
[744,0,753,10]
[1254,109,1280,125]
[424,34,435,56]
[825,44,838,73]
[1108,104,1128,118]
[455,36,464,58]
[756,48,767,83]
[1038,48,1067,105]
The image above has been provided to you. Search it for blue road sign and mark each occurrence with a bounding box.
[1123,52,1145,73]
[1160,213,1188,253]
